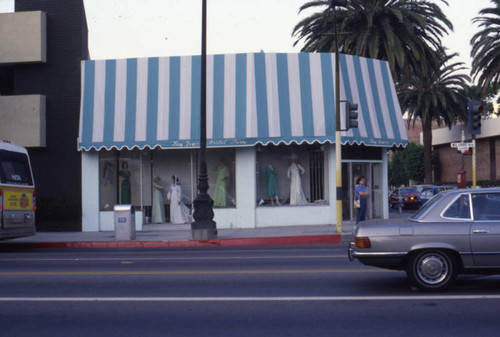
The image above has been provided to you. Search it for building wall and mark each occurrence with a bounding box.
[435,137,500,184]
[11,0,89,230]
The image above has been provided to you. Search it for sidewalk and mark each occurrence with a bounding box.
[1,211,409,250]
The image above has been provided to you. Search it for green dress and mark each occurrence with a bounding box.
[119,170,131,204]
[214,165,229,207]
[265,166,278,197]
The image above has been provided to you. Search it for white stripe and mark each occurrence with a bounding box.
[373,61,395,140]
[224,54,236,139]
[157,57,170,141]
[287,53,303,137]
[207,55,214,139]
[135,58,149,142]
[265,53,280,137]
[246,54,258,138]
[1,295,499,302]
[92,60,106,143]
[309,53,326,137]
[345,56,367,138]
[114,59,127,142]
[179,56,192,140]
[360,58,381,139]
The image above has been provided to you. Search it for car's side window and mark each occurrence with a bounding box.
[443,194,470,219]
[472,193,500,221]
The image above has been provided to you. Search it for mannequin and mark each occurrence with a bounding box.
[265,164,280,205]
[214,159,229,207]
[287,157,308,206]
[167,175,190,224]
[152,176,166,223]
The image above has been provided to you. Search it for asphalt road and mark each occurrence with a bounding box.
[1,245,499,337]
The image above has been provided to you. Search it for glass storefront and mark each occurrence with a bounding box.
[98,148,236,225]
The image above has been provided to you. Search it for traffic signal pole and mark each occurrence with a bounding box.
[472,137,477,188]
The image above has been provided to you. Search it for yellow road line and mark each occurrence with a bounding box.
[0,268,394,276]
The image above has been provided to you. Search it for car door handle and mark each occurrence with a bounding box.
[473,229,490,234]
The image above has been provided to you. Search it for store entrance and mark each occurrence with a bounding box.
[342,162,383,222]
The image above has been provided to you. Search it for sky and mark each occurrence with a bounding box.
[0,0,494,75]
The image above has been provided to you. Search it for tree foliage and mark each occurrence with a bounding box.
[471,0,500,94]
[389,142,425,186]
[293,0,452,82]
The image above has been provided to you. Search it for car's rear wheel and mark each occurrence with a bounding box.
[406,250,458,291]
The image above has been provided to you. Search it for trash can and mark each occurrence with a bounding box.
[114,204,136,241]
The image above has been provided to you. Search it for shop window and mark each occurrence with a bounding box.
[206,148,236,208]
[99,149,144,211]
[256,144,327,206]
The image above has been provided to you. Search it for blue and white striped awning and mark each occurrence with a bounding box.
[78,53,408,151]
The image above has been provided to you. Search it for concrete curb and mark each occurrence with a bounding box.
[0,234,341,251]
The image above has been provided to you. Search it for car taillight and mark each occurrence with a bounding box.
[32,191,36,211]
[354,237,371,249]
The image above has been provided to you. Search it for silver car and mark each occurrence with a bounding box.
[348,187,500,291]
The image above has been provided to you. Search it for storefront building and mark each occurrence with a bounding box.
[78,53,408,231]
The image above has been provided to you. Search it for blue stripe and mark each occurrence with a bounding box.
[366,58,388,139]
[125,58,137,142]
[168,57,181,140]
[254,54,269,138]
[276,53,291,138]
[235,54,247,139]
[103,60,116,144]
[339,55,361,140]
[298,54,314,137]
[81,61,95,145]
[320,53,335,138]
[379,61,402,141]
[191,55,201,141]
[146,58,159,143]
[353,56,374,138]
[213,55,225,140]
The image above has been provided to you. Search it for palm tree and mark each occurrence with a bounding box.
[471,0,500,94]
[293,0,452,81]
[399,53,470,183]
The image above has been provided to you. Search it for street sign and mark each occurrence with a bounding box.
[451,142,474,153]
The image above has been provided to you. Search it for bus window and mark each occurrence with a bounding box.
[0,150,33,186]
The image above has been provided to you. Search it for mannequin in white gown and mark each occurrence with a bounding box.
[152,176,166,223]
[287,158,308,206]
[167,175,190,224]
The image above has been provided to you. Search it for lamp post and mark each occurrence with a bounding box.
[192,0,216,240]
[329,0,347,233]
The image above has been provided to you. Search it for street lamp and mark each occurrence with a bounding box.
[192,0,217,240]
[329,0,347,233]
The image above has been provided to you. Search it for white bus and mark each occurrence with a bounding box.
[0,140,36,239]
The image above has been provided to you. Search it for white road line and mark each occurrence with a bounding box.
[0,295,499,302]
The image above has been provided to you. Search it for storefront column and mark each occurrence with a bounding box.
[382,149,389,219]
[81,151,99,232]
[235,147,256,228]
[328,143,338,225]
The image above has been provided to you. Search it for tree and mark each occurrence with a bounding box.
[471,0,500,94]
[389,142,425,186]
[292,0,452,82]
[399,52,470,184]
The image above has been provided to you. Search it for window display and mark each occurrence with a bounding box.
[257,144,327,206]
[207,149,236,208]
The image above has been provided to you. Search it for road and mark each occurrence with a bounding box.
[0,244,499,337]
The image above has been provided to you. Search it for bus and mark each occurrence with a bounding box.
[0,140,36,239]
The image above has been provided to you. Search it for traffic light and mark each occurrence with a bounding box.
[467,100,483,135]
[344,101,358,130]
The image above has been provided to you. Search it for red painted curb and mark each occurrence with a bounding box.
[0,234,341,250]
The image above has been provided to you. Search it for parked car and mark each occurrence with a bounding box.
[419,185,456,205]
[388,187,420,208]
[348,187,500,291]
